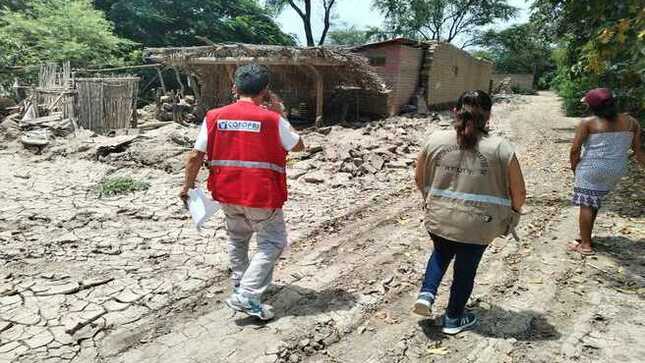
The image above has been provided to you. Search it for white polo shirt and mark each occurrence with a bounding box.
[194,117,301,152]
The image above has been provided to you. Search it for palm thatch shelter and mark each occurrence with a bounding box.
[143,43,389,126]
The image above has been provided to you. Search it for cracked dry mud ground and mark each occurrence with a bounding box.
[1,92,643,363]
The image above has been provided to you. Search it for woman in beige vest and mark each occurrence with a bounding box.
[413,90,526,335]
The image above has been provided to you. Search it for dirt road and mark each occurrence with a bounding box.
[1,92,643,362]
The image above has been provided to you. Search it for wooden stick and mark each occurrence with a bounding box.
[47,93,64,111]
[21,115,63,126]
[78,64,161,72]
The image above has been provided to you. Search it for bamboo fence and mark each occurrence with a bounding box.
[36,62,75,119]
[75,77,139,131]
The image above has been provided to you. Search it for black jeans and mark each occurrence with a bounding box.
[420,233,487,318]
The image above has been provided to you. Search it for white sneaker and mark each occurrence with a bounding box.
[412,292,434,317]
[225,294,275,321]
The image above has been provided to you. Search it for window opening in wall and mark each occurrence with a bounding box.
[453,66,459,77]
[369,56,387,66]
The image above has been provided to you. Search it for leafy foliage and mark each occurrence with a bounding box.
[0,0,133,67]
[531,0,644,120]
[94,0,295,47]
[476,23,554,78]
[327,26,385,46]
[372,0,518,48]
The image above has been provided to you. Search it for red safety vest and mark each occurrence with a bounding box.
[205,100,288,209]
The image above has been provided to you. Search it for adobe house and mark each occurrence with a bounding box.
[144,44,388,126]
[353,38,494,115]
[144,40,492,124]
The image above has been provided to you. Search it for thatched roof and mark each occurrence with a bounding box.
[143,43,388,93]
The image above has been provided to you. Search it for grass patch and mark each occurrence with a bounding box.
[97,177,150,197]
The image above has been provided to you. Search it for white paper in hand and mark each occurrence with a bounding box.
[187,187,220,230]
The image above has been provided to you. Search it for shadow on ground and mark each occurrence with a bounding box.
[233,284,358,326]
[526,196,571,208]
[590,236,645,288]
[604,164,645,218]
[417,304,561,341]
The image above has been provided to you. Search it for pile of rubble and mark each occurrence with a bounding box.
[494,77,513,95]
[286,120,423,189]
[1,101,77,148]
[157,94,201,124]
[295,142,414,184]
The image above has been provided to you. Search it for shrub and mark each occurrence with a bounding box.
[97,177,150,197]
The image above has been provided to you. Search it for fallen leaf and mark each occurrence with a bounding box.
[427,347,449,355]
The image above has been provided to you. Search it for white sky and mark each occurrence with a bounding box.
[276,0,533,47]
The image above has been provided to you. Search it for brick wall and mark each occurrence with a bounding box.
[492,73,535,90]
[425,43,493,106]
[393,46,424,111]
[360,46,400,115]
[358,44,423,115]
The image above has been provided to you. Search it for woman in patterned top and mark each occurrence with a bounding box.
[569,88,644,255]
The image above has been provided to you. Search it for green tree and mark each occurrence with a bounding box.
[94,0,295,47]
[372,0,518,48]
[266,0,340,46]
[0,0,132,68]
[531,0,644,119]
[327,25,384,46]
[476,23,555,87]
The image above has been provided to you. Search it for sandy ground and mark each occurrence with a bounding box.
[1,92,643,363]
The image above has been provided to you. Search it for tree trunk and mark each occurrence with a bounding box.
[318,0,336,46]
[304,0,314,46]
[288,0,315,46]
[304,22,315,47]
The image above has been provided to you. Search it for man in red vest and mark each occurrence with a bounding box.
[180,64,304,320]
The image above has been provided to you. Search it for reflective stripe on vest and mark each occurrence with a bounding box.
[207,160,286,174]
[428,187,511,207]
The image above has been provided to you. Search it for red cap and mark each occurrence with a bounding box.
[582,88,613,108]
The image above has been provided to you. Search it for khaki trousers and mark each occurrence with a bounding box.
[221,204,287,301]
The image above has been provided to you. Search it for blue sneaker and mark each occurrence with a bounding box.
[442,312,478,335]
[225,293,274,321]
[412,292,435,317]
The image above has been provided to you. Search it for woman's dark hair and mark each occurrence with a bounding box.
[590,98,619,122]
[455,90,492,149]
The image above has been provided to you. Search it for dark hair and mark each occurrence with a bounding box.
[589,98,619,122]
[234,63,271,96]
[455,90,492,149]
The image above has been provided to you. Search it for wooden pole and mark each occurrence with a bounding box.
[224,65,235,84]
[174,67,185,97]
[156,67,167,95]
[305,65,324,128]
[13,78,22,101]
[131,82,139,128]
[189,74,201,102]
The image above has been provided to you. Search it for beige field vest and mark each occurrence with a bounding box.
[421,130,517,245]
